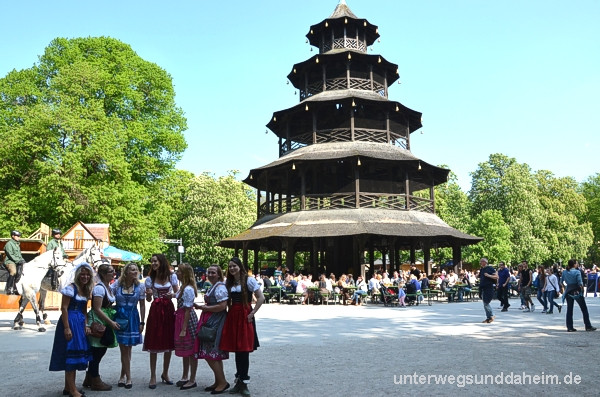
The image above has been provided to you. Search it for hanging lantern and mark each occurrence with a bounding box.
[378,56,382,63]
[292,163,296,170]
[305,104,309,111]
[357,158,361,166]
[418,162,422,171]
[352,99,356,107]
[363,21,367,27]
[316,57,319,64]
[273,116,277,122]
[348,52,352,60]
[395,104,399,112]
[345,18,348,24]
[325,21,328,27]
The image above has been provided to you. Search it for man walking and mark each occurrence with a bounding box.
[3,230,25,295]
[479,258,498,323]
[518,260,535,312]
[561,259,596,332]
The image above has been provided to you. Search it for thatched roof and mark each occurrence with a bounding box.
[220,208,482,249]
[256,141,421,168]
[267,94,423,137]
[329,0,358,19]
[306,2,379,48]
[243,142,450,192]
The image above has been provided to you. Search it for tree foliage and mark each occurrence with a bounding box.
[463,209,512,264]
[467,154,593,265]
[176,172,256,267]
[0,37,187,258]
[582,173,600,262]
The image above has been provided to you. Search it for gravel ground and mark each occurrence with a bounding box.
[1,296,598,396]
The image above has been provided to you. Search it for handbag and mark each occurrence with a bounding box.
[198,325,217,342]
[115,317,129,331]
[100,326,116,346]
[114,306,130,332]
[89,321,106,338]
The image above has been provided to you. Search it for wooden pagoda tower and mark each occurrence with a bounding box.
[221,1,481,276]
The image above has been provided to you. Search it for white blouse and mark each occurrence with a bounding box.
[145,273,178,297]
[229,277,259,293]
[92,283,116,303]
[177,285,196,307]
[61,283,89,301]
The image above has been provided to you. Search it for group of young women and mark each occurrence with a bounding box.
[49,255,264,397]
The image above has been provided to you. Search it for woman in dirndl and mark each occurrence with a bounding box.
[49,262,94,397]
[195,264,229,393]
[173,263,199,390]
[143,253,179,389]
[84,261,119,391]
[112,262,146,389]
[219,257,264,396]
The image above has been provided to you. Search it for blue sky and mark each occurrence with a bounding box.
[1,0,598,191]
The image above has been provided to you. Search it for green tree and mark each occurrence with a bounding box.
[430,170,472,264]
[535,170,593,264]
[469,154,548,263]
[0,37,187,257]
[463,209,512,264]
[177,172,256,267]
[582,173,600,263]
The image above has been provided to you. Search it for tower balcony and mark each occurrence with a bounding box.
[321,36,367,53]
[300,76,385,100]
[280,127,407,156]
[257,192,433,219]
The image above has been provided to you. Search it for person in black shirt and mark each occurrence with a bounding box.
[479,258,498,323]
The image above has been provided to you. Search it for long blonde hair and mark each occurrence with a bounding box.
[74,263,94,299]
[178,263,197,297]
[118,262,141,288]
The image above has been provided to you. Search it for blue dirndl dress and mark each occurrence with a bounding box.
[49,285,92,371]
[113,282,144,346]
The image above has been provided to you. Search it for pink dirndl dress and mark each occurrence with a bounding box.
[143,274,177,353]
[174,286,198,357]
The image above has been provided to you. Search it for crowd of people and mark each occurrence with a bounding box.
[246,259,598,333]
[42,247,600,397]
[48,255,264,397]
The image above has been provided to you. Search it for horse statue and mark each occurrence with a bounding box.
[12,248,65,332]
[13,245,103,331]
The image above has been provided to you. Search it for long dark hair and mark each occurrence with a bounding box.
[225,257,249,306]
[149,254,170,283]
[537,266,546,284]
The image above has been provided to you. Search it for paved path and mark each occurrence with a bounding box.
[1,297,598,396]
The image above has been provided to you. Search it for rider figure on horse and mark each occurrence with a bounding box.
[46,229,68,290]
[4,230,25,295]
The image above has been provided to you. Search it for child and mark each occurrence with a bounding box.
[398,281,407,307]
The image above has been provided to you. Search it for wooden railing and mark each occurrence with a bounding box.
[62,239,102,251]
[279,128,408,156]
[300,77,385,100]
[257,192,433,218]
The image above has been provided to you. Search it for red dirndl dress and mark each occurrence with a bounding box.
[219,291,259,353]
[143,284,175,353]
